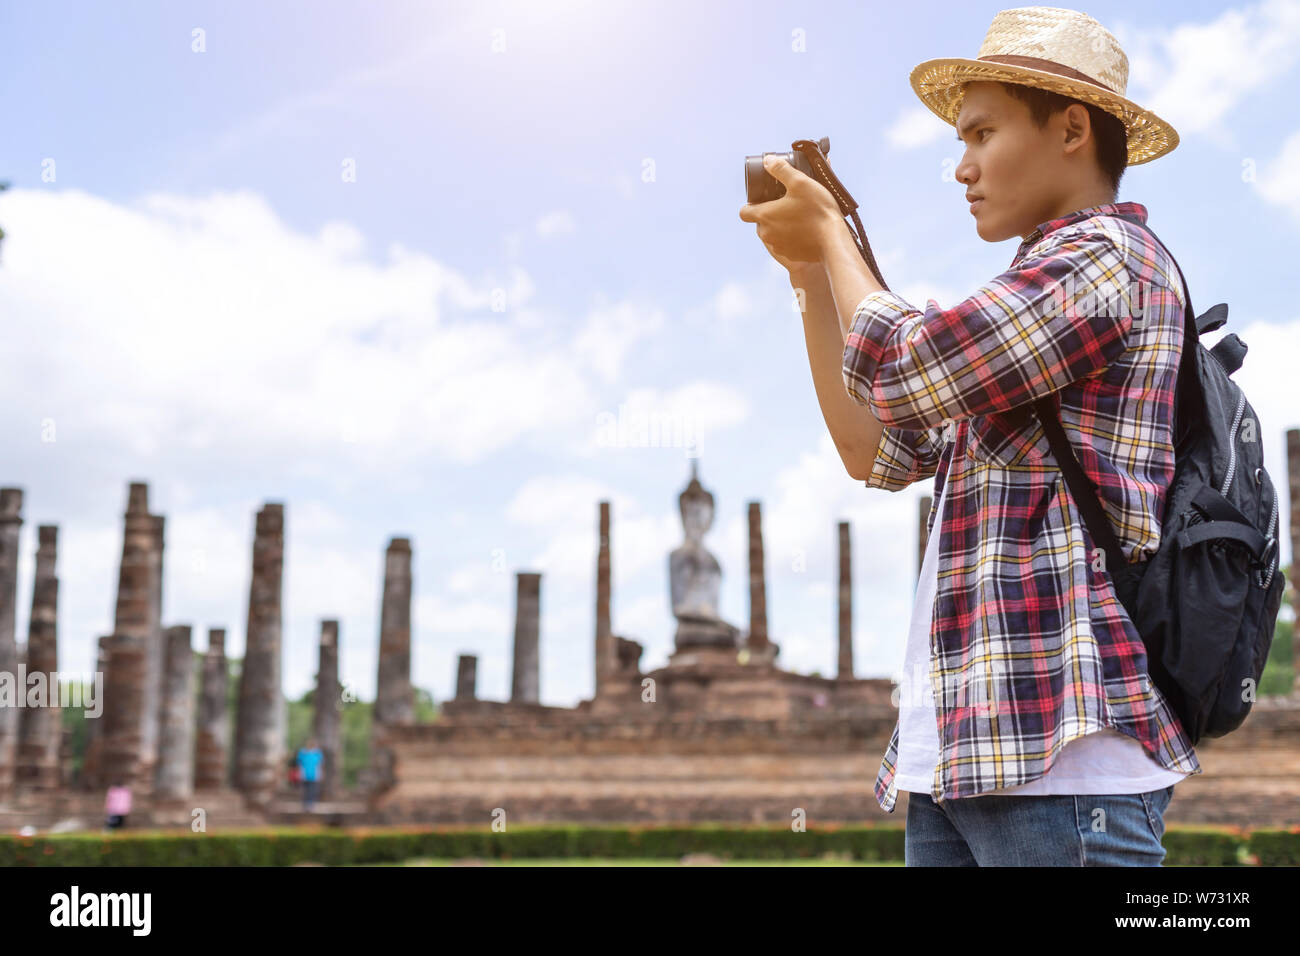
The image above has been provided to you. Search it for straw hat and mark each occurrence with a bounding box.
[910,6,1178,165]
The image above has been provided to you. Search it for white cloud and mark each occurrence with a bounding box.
[612,171,638,200]
[1119,0,1300,141]
[887,106,951,149]
[534,209,575,238]
[573,382,750,460]
[713,280,754,322]
[1254,127,1300,220]
[571,298,666,384]
[0,187,654,475]
[0,184,744,706]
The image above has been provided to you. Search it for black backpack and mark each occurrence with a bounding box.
[1029,212,1285,746]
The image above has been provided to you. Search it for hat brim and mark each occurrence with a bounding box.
[910,57,1179,166]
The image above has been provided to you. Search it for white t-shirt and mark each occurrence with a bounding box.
[893,467,1189,797]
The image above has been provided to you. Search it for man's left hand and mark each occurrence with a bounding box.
[739,154,844,267]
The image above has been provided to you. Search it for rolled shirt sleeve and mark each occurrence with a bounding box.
[841,227,1135,432]
[864,422,946,491]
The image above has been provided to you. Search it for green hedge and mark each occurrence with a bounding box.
[1247,826,1300,866]
[2,822,1295,866]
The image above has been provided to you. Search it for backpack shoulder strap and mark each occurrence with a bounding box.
[1030,211,1200,580]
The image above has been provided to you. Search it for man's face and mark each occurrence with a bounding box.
[953,81,1075,242]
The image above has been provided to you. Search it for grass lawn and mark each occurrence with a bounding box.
[371,857,905,866]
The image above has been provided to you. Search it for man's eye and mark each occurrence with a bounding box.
[978,128,991,140]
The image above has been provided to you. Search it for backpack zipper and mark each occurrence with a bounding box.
[1259,483,1279,590]
[1220,392,1247,496]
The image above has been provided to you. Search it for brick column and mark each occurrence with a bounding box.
[511,572,540,703]
[195,627,228,790]
[747,502,770,656]
[595,501,612,695]
[0,488,22,796]
[374,537,413,727]
[138,513,165,790]
[455,654,477,700]
[155,624,195,801]
[102,633,146,788]
[16,525,60,790]
[837,521,853,679]
[101,482,155,791]
[234,502,285,807]
[314,619,341,799]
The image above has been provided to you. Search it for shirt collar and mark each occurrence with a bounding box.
[1013,201,1148,263]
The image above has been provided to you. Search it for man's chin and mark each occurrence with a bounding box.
[974,216,1015,243]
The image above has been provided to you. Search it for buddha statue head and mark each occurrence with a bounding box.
[678,458,714,543]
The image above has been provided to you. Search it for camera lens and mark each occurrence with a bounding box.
[744,152,787,205]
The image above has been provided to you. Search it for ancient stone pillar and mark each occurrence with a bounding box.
[155,624,195,801]
[1288,430,1300,694]
[138,513,165,790]
[837,521,853,680]
[101,481,155,791]
[511,572,541,704]
[918,494,933,579]
[195,627,228,790]
[455,654,477,701]
[374,537,413,727]
[314,619,341,799]
[80,635,113,790]
[594,501,612,695]
[102,633,146,789]
[0,488,22,796]
[234,502,285,806]
[747,501,770,656]
[16,525,61,790]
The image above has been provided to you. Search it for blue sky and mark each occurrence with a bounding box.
[2,0,1298,708]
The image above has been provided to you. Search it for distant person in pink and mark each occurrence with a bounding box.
[105,784,132,830]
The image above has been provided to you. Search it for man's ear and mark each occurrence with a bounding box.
[1061,102,1093,156]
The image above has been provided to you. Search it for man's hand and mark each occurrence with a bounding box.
[739,155,844,269]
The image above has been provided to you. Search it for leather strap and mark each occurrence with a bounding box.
[793,139,858,217]
[791,138,890,291]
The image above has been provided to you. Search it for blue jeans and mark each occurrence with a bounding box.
[302,778,319,810]
[904,784,1175,866]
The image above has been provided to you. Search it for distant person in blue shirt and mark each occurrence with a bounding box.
[296,737,324,811]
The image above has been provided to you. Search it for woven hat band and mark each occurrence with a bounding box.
[976,54,1114,94]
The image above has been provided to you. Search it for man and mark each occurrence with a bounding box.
[739,7,1200,866]
[297,737,323,811]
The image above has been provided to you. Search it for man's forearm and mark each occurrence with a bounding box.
[791,262,885,479]
[821,220,887,341]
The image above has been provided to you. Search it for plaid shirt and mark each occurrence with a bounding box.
[842,201,1202,813]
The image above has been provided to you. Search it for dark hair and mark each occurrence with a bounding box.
[994,81,1128,197]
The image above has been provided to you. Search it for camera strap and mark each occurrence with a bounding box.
[791,139,889,291]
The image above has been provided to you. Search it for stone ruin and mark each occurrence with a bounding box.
[2,435,1300,830]
[366,459,1300,828]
